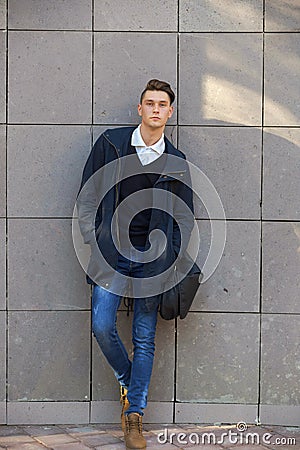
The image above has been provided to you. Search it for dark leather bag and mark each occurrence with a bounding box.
[159,265,202,320]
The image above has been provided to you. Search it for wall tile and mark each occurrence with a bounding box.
[264,34,300,126]
[0,0,5,29]
[94,32,177,124]
[261,315,300,405]
[260,405,300,427]
[150,317,175,401]
[8,311,90,401]
[94,0,177,31]
[263,128,300,221]
[0,219,5,311]
[8,219,90,310]
[179,127,261,219]
[262,222,300,314]
[0,402,5,423]
[175,403,258,424]
[194,221,260,312]
[8,0,92,30]
[7,402,89,425]
[0,31,5,123]
[265,0,300,31]
[90,401,122,424]
[179,34,262,126]
[0,311,5,402]
[92,312,175,402]
[7,125,91,217]
[91,400,173,424]
[8,31,92,124]
[177,313,260,403]
[180,0,263,32]
[0,126,5,218]
[143,402,174,423]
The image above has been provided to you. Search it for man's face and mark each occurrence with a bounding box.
[138,90,174,129]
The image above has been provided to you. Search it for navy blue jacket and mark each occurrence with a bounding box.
[77,126,198,296]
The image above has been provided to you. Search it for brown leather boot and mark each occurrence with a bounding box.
[120,386,130,432]
[124,412,147,449]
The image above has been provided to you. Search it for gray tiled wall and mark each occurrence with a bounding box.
[1,0,299,427]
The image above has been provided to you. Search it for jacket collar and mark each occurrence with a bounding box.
[103,126,184,161]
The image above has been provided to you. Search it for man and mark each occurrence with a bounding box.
[77,79,196,449]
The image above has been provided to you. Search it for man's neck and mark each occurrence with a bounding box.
[140,123,164,147]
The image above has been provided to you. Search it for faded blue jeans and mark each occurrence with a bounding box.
[91,247,159,416]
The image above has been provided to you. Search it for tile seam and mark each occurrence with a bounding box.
[257,0,266,424]
[5,0,8,425]
[172,0,180,425]
[89,0,95,422]
[6,29,300,34]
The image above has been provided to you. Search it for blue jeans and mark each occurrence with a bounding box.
[91,248,159,416]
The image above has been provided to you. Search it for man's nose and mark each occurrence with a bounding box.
[153,103,159,112]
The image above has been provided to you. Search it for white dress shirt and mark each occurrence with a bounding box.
[131,124,165,166]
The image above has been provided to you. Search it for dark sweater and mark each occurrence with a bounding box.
[119,144,166,248]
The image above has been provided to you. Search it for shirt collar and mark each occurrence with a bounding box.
[131,124,165,155]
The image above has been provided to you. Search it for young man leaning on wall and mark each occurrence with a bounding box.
[77,79,197,450]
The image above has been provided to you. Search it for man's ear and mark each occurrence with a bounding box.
[168,106,174,118]
[137,103,142,116]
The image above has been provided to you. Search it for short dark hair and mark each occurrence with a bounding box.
[140,79,175,105]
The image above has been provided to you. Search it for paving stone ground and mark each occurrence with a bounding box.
[0,424,299,450]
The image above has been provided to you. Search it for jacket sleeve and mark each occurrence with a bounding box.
[76,133,106,244]
[172,157,195,256]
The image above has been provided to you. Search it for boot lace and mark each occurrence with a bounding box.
[126,414,142,434]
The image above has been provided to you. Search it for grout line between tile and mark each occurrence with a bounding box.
[6,29,300,34]
[5,217,300,222]
[173,0,180,423]
[257,0,266,424]
[5,0,8,424]
[89,0,95,421]
[3,123,300,128]
[3,310,299,315]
